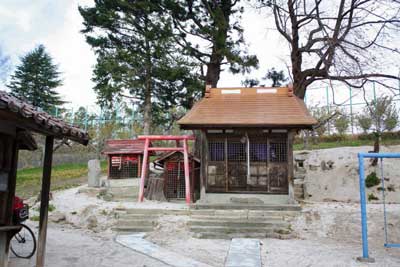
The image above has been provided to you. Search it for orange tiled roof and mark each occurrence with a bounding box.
[178,86,317,129]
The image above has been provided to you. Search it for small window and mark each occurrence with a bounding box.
[250,142,268,161]
[227,142,246,161]
[270,141,287,162]
[209,141,224,161]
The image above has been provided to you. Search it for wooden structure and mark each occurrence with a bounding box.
[154,151,200,200]
[137,135,195,204]
[0,91,89,267]
[102,139,148,179]
[178,86,317,201]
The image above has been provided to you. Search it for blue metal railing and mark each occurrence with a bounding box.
[357,152,400,262]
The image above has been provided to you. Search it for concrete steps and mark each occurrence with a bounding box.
[188,204,299,239]
[191,203,301,211]
[112,208,189,233]
[112,205,300,239]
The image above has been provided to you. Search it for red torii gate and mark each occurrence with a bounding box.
[137,135,195,204]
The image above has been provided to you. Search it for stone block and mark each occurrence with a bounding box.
[88,159,101,187]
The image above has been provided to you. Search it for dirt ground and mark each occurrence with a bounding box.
[8,186,400,267]
[9,223,400,267]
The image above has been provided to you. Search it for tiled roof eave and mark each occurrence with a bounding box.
[0,91,89,145]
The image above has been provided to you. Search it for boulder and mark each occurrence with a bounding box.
[49,211,66,223]
[86,215,98,229]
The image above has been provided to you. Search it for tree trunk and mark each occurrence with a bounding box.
[371,132,380,166]
[143,80,152,135]
[205,50,223,87]
[145,177,166,201]
[288,0,306,99]
[143,38,152,135]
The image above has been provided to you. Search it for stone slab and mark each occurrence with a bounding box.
[199,193,289,205]
[88,159,101,187]
[115,234,211,267]
[225,238,261,267]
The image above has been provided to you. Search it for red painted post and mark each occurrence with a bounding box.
[138,138,150,202]
[183,139,191,204]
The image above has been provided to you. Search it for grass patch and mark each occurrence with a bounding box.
[368,193,379,201]
[16,161,107,199]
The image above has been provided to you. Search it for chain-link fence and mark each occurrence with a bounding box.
[304,81,400,135]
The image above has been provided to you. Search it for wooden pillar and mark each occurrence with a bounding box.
[0,137,18,267]
[36,135,54,267]
[199,131,207,200]
[287,131,295,204]
[183,139,191,204]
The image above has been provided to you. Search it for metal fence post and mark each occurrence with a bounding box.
[349,87,354,134]
[326,86,331,135]
[357,153,374,263]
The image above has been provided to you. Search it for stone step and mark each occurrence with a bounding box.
[108,189,139,196]
[107,178,140,187]
[188,219,287,228]
[190,215,284,221]
[117,213,160,220]
[116,219,158,227]
[112,225,155,233]
[189,225,289,234]
[190,210,300,218]
[191,204,301,211]
[125,209,189,216]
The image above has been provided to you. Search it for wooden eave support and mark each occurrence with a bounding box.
[35,135,54,267]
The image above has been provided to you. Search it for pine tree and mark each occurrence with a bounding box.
[164,0,259,87]
[79,0,202,134]
[7,45,64,113]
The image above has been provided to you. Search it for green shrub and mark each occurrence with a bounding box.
[48,204,56,212]
[368,193,379,201]
[365,172,380,188]
[30,215,40,221]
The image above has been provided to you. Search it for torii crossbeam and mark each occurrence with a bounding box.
[137,135,195,204]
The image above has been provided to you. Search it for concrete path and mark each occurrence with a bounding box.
[115,234,212,267]
[225,238,262,267]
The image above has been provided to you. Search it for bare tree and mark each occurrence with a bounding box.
[363,96,398,160]
[258,0,400,98]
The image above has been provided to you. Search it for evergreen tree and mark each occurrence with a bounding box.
[79,0,202,134]
[7,45,64,112]
[164,0,259,87]
[263,68,287,87]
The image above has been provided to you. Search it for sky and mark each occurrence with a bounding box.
[0,0,291,111]
[0,0,398,116]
